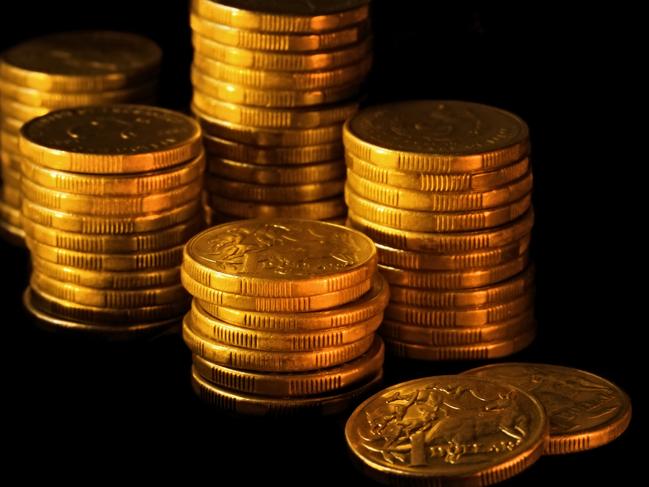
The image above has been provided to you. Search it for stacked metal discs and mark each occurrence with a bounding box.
[181,219,389,415]
[344,100,536,360]
[188,0,372,224]
[20,105,205,339]
[0,31,161,244]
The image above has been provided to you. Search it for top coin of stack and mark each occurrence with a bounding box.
[189,0,372,224]
[344,100,536,360]
[0,31,161,244]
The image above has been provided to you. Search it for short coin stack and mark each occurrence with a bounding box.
[344,100,535,360]
[20,105,205,339]
[0,31,161,244]
[189,0,372,224]
[181,219,389,415]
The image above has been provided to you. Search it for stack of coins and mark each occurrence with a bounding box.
[0,31,161,244]
[181,219,389,415]
[20,105,205,339]
[189,0,372,224]
[344,100,535,360]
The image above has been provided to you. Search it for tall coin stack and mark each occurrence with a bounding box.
[20,105,205,339]
[345,101,536,360]
[0,31,161,244]
[188,0,372,224]
[181,219,389,415]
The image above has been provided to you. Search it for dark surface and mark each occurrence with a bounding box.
[1,1,640,484]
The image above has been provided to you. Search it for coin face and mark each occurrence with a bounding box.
[463,363,632,454]
[212,0,370,15]
[346,375,548,485]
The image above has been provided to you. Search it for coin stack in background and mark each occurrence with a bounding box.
[181,219,388,415]
[0,31,162,245]
[345,100,536,360]
[20,105,205,339]
[188,0,372,224]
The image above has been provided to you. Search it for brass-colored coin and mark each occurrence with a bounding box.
[1,115,24,135]
[0,80,156,109]
[343,100,529,173]
[30,270,186,308]
[193,94,358,129]
[379,254,529,290]
[345,374,547,485]
[28,286,188,325]
[348,209,534,253]
[0,31,161,93]
[191,299,382,352]
[210,194,346,220]
[390,266,534,307]
[190,13,369,52]
[21,177,202,216]
[183,218,376,297]
[207,157,345,185]
[19,105,202,174]
[183,313,374,372]
[193,104,343,146]
[381,311,535,346]
[0,217,25,245]
[2,184,21,207]
[192,69,360,107]
[463,363,632,455]
[28,239,184,272]
[192,335,383,398]
[20,152,205,196]
[22,215,203,253]
[31,255,180,290]
[347,169,533,211]
[182,270,371,312]
[0,199,22,227]
[345,185,532,232]
[206,177,344,203]
[1,162,21,189]
[0,96,49,122]
[198,273,389,331]
[204,133,342,165]
[1,149,21,171]
[346,151,531,192]
[191,0,370,33]
[192,33,371,71]
[1,129,21,154]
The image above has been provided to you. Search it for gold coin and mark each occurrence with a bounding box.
[192,336,383,398]
[2,184,21,207]
[343,100,529,173]
[28,239,184,272]
[0,217,25,245]
[1,130,21,154]
[21,177,202,216]
[22,215,203,253]
[463,363,632,455]
[0,96,49,122]
[192,68,360,107]
[198,273,389,331]
[204,133,342,165]
[1,162,21,189]
[190,13,369,52]
[345,374,547,485]
[347,169,533,211]
[345,185,532,232]
[183,218,377,297]
[28,286,188,325]
[0,80,156,109]
[183,313,374,372]
[381,311,534,346]
[379,254,529,289]
[0,199,21,226]
[19,105,202,174]
[207,157,345,185]
[193,94,358,129]
[191,0,370,33]
[0,31,161,93]
[192,32,371,71]
[210,194,346,220]
[1,115,24,135]
[20,152,205,196]
[348,208,534,253]
[206,177,344,203]
[193,105,344,146]
[31,255,180,290]
[1,147,21,168]
[21,198,202,235]
[346,151,531,192]
[390,266,534,307]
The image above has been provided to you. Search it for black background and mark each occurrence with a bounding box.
[0,1,641,484]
